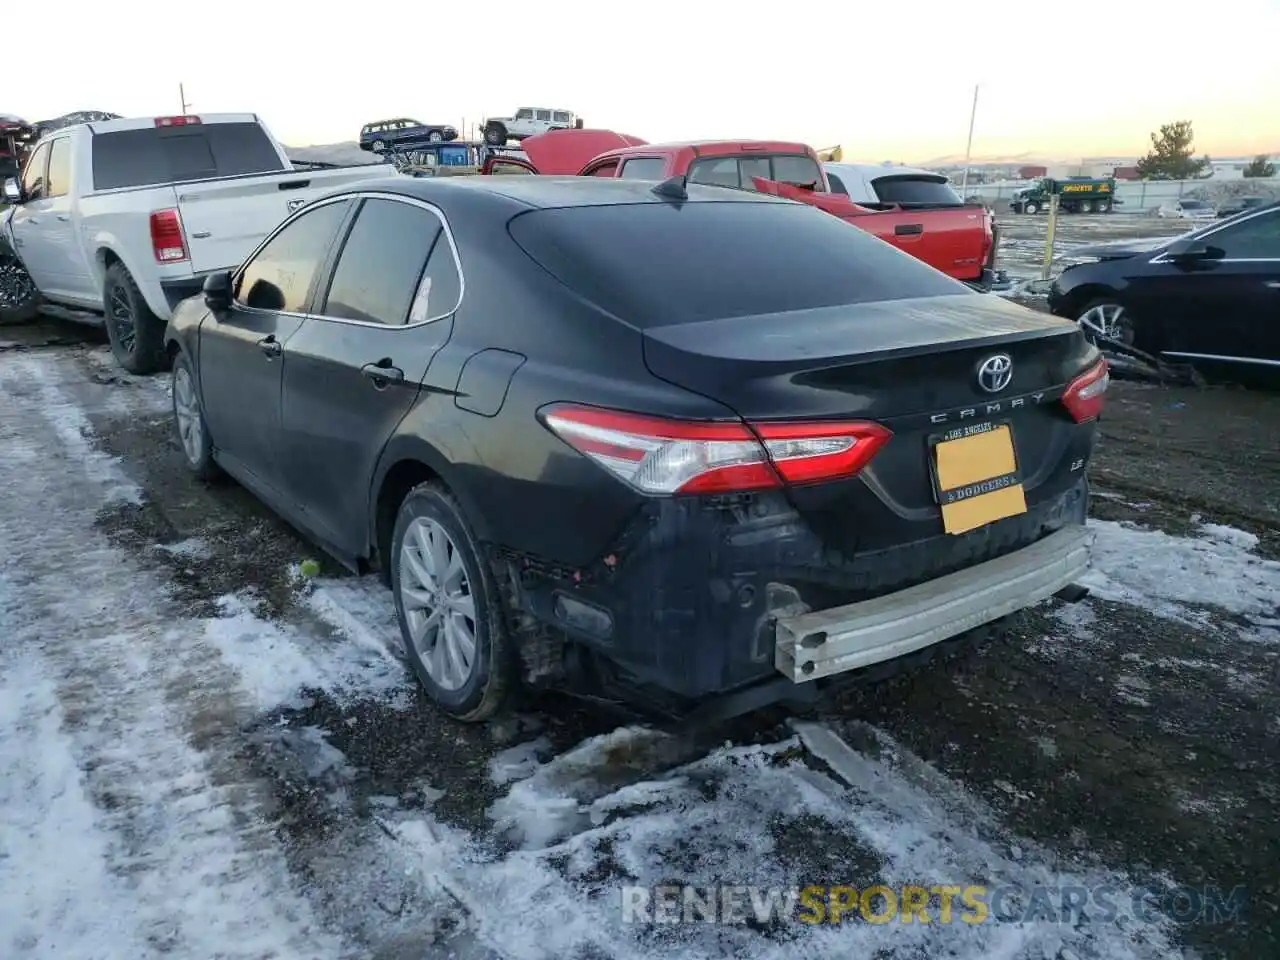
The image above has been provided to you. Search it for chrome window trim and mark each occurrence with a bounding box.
[232,190,466,329]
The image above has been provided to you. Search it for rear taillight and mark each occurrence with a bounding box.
[149,208,188,263]
[155,115,201,127]
[1061,358,1109,423]
[540,404,892,495]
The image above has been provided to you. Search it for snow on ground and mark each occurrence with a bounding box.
[2,348,1245,959]
[0,354,352,959]
[1081,518,1280,627]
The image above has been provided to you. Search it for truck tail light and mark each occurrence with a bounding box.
[149,208,188,263]
[539,404,892,495]
[1061,359,1109,423]
[155,115,201,127]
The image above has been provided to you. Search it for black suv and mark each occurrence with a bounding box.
[359,118,458,153]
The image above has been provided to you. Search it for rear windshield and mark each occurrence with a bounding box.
[872,175,963,206]
[687,154,824,192]
[507,199,966,328]
[91,121,286,190]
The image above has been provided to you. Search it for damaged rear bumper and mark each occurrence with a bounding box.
[774,524,1093,683]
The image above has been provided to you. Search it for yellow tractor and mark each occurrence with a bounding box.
[815,145,842,162]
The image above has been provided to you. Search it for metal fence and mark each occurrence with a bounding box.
[961,176,1280,214]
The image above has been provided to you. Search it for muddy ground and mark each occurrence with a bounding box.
[3,313,1278,960]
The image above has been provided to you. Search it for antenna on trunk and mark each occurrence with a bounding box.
[651,175,688,201]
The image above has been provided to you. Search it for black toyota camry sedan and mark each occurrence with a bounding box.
[164,174,1106,722]
[1048,201,1279,382]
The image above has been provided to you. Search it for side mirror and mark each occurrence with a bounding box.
[3,177,22,204]
[1165,238,1222,264]
[202,270,233,312]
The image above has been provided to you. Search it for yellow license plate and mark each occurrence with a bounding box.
[931,423,1028,535]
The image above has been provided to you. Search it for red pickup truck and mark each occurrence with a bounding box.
[482,129,998,290]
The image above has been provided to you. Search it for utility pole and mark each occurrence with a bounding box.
[959,84,979,196]
[179,83,191,115]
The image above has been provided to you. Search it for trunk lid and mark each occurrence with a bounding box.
[175,166,391,273]
[751,178,992,283]
[642,293,1096,518]
[518,128,648,176]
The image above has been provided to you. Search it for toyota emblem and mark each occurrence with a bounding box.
[977,354,1013,393]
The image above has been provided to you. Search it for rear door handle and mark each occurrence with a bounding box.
[361,359,405,387]
[257,335,282,359]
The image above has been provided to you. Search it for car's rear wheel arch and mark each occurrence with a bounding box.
[371,442,493,582]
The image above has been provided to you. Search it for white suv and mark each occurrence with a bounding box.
[482,108,580,146]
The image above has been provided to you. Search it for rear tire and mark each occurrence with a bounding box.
[391,482,512,721]
[372,139,386,153]
[428,130,443,143]
[103,261,168,374]
[1081,200,1094,213]
[1099,200,1112,213]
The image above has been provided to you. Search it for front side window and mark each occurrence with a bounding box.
[46,138,71,198]
[20,142,49,200]
[236,199,351,312]
[321,198,458,325]
[1206,209,1280,259]
[515,109,534,120]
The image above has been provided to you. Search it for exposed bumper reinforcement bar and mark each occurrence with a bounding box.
[774,525,1094,683]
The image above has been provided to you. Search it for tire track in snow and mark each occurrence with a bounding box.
[0,353,352,960]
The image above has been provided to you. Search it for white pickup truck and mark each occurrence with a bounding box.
[0,113,393,372]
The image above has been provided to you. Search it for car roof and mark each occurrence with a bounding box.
[825,161,946,181]
[592,139,813,161]
[316,174,796,212]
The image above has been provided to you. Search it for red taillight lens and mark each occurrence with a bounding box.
[154,115,201,127]
[149,208,188,263]
[540,404,891,495]
[1061,358,1109,423]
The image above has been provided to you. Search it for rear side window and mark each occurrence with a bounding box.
[618,158,666,180]
[553,111,572,123]
[91,121,286,190]
[871,175,963,206]
[536,109,551,121]
[687,153,823,192]
[508,200,965,328]
[321,198,458,326]
[237,199,352,312]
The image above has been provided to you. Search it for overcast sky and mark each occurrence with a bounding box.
[9,0,1278,163]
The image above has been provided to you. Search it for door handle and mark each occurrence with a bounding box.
[25,217,39,225]
[361,359,405,387]
[56,214,70,222]
[257,335,282,359]
[1266,281,1280,290]
[894,223,924,236]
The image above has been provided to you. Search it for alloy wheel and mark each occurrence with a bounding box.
[173,365,204,465]
[0,254,36,309]
[109,284,136,353]
[1079,303,1132,343]
[399,516,478,691]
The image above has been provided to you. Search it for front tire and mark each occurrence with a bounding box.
[428,130,443,143]
[171,350,222,481]
[0,248,40,326]
[1077,298,1135,347]
[391,483,512,721]
[103,261,168,374]
[1023,201,1039,215]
